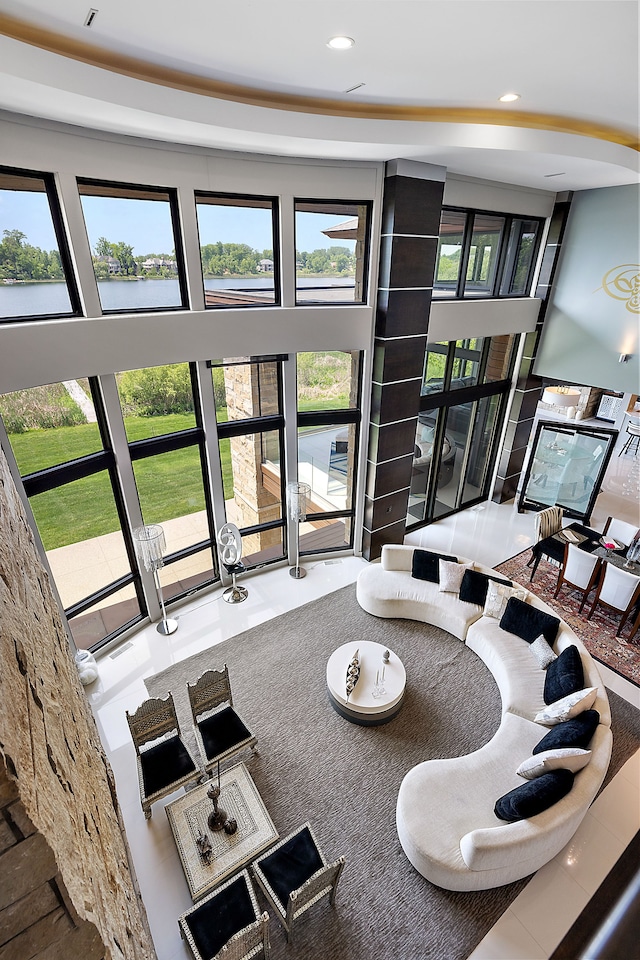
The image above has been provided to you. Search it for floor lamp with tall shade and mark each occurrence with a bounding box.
[132,523,178,635]
[287,481,311,579]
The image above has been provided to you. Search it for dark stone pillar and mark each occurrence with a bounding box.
[492,195,573,503]
[362,161,445,560]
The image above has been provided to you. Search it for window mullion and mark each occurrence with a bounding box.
[282,353,298,563]
[55,171,103,317]
[96,373,158,621]
[194,359,226,550]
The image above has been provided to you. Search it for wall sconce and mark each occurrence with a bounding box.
[619,354,631,363]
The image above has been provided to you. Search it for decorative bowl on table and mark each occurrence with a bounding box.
[346,648,361,700]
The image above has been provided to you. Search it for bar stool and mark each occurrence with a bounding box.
[619,419,640,457]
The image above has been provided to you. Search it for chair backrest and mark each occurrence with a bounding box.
[286,857,345,928]
[603,517,639,547]
[564,543,600,588]
[126,694,179,752]
[599,564,640,612]
[188,666,233,722]
[535,505,564,542]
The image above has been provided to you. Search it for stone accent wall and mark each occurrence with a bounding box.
[0,447,155,960]
[0,758,105,959]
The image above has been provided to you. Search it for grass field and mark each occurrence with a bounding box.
[12,403,345,550]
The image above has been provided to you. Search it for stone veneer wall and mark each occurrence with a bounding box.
[0,446,155,960]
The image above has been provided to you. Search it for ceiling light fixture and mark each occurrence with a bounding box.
[544,172,566,178]
[327,36,355,50]
[344,82,365,93]
[499,92,520,102]
[84,8,98,27]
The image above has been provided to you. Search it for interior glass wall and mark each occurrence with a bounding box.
[408,337,516,528]
[196,193,280,307]
[0,167,79,321]
[294,200,371,304]
[77,179,187,312]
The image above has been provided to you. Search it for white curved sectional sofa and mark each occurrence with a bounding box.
[356,544,612,891]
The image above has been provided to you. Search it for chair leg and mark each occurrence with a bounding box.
[529,555,541,581]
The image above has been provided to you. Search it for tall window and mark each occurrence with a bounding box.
[409,336,517,528]
[78,179,187,313]
[116,363,218,602]
[295,200,371,304]
[433,207,543,299]
[196,193,280,307]
[0,167,79,321]
[296,351,361,553]
[212,357,286,567]
[0,379,144,649]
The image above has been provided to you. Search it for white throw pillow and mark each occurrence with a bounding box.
[483,580,528,619]
[517,748,592,780]
[529,634,558,670]
[534,686,598,726]
[438,559,472,593]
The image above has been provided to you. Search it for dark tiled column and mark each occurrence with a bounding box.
[492,196,573,503]
[362,161,445,560]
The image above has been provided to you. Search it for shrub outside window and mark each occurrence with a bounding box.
[0,167,80,321]
[196,193,280,307]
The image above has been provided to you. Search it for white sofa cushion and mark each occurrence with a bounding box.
[534,687,598,725]
[516,748,592,779]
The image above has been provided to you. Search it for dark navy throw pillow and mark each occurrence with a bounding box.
[459,569,511,605]
[499,596,561,644]
[544,644,585,704]
[495,769,574,822]
[411,549,457,583]
[532,710,600,754]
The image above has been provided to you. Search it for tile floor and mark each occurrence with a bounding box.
[89,499,640,960]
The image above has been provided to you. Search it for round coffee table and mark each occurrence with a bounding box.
[326,640,406,726]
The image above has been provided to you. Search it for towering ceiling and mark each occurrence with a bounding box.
[0,0,638,189]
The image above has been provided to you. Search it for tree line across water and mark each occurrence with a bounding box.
[0,229,356,281]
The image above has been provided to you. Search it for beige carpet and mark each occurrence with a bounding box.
[146,585,640,960]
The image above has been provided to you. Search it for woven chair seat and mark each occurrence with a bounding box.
[140,736,198,797]
[252,822,344,943]
[179,869,270,960]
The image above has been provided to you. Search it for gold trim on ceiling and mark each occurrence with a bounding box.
[0,12,638,152]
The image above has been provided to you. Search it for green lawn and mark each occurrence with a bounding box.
[11,404,342,550]
[13,413,233,549]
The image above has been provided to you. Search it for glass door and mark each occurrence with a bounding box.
[408,394,504,525]
[518,421,618,521]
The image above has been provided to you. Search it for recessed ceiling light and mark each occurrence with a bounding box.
[499,93,520,102]
[327,36,355,50]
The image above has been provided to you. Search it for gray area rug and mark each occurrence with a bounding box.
[146,585,640,960]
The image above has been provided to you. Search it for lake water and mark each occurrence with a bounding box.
[0,276,356,319]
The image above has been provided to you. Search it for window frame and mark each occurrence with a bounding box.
[19,379,147,648]
[433,206,544,301]
[0,165,82,323]
[195,191,281,309]
[296,351,363,554]
[293,198,372,306]
[76,177,189,314]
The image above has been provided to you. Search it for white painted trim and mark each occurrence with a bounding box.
[428,297,541,341]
